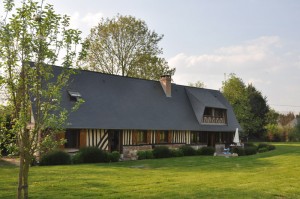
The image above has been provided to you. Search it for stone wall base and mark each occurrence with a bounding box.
[190,144,207,150]
[123,145,152,160]
[123,144,186,160]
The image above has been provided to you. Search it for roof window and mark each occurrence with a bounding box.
[68,91,82,101]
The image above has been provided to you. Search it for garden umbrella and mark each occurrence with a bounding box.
[233,128,240,144]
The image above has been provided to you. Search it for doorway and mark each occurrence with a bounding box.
[109,130,122,153]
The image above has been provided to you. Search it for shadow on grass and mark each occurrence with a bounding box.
[0,158,19,167]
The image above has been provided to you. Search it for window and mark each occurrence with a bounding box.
[203,108,227,124]
[137,130,147,144]
[199,132,208,143]
[65,129,80,148]
[215,108,225,117]
[68,90,82,102]
[191,132,199,144]
[204,107,213,116]
[159,131,169,143]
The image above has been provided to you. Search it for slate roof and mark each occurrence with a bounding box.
[46,64,241,132]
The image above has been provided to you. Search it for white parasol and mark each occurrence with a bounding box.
[233,128,240,144]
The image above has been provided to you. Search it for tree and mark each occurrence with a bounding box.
[265,123,280,141]
[278,112,295,126]
[0,1,81,198]
[78,14,175,80]
[266,108,279,125]
[188,80,206,88]
[278,112,295,142]
[0,105,16,156]
[246,84,269,139]
[221,74,254,138]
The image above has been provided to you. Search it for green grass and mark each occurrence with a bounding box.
[1,143,300,198]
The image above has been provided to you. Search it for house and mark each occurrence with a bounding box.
[33,64,241,159]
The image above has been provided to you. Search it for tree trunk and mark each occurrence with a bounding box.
[17,129,31,199]
[23,158,30,199]
[17,153,24,199]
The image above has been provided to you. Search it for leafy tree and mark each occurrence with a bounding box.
[188,80,206,88]
[246,84,269,139]
[266,108,279,125]
[0,105,16,156]
[289,121,300,141]
[221,74,254,137]
[0,1,81,198]
[78,14,175,80]
[265,123,280,141]
[278,112,295,126]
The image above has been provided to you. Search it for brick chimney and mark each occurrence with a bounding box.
[160,75,172,97]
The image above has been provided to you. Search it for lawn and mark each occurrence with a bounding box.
[1,143,300,199]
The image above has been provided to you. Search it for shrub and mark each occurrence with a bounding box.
[108,151,120,162]
[179,145,196,156]
[244,142,256,147]
[77,147,107,163]
[40,150,71,166]
[244,146,257,155]
[267,144,276,151]
[137,150,154,160]
[257,143,276,152]
[198,147,215,156]
[170,149,184,157]
[257,143,269,149]
[72,152,83,164]
[145,150,154,159]
[152,146,171,158]
[232,147,245,156]
[137,151,147,160]
[258,147,268,153]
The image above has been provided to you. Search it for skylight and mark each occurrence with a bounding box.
[68,91,82,101]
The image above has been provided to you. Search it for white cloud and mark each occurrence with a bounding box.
[169,36,280,70]
[69,11,104,37]
[81,12,103,27]
[168,36,300,113]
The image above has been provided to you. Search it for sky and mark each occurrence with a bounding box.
[1,0,300,113]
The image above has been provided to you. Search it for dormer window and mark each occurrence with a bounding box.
[202,107,227,124]
[68,91,81,102]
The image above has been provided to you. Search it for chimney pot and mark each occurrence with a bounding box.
[160,75,172,97]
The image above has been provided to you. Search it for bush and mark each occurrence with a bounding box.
[257,143,269,149]
[72,152,83,164]
[77,147,107,163]
[40,150,71,166]
[232,147,245,156]
[258,147,268,153]
[145,150,154,159]
[137,150,153,160]
[244,146,257,155]
[244,142,256,147]
[198,147,215,156]
[170,149,184,157]
[257,143,276,152]
[137,151,147,160]
[152,146,171,158]
[179,145,196,156]
[267,144,276,151]
[108,151,120,162]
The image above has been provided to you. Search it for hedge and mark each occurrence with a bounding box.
[40,150,71,166]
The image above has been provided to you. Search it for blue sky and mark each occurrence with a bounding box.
[2,0,300,113]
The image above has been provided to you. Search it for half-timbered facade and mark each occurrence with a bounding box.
[32,63,241,159]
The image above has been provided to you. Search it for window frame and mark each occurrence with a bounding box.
[136,130,147,144]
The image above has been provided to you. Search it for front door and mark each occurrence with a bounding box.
[208,132,215,147]
[109,130,122,152]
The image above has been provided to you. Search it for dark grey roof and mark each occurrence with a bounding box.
[48,65,241,132]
